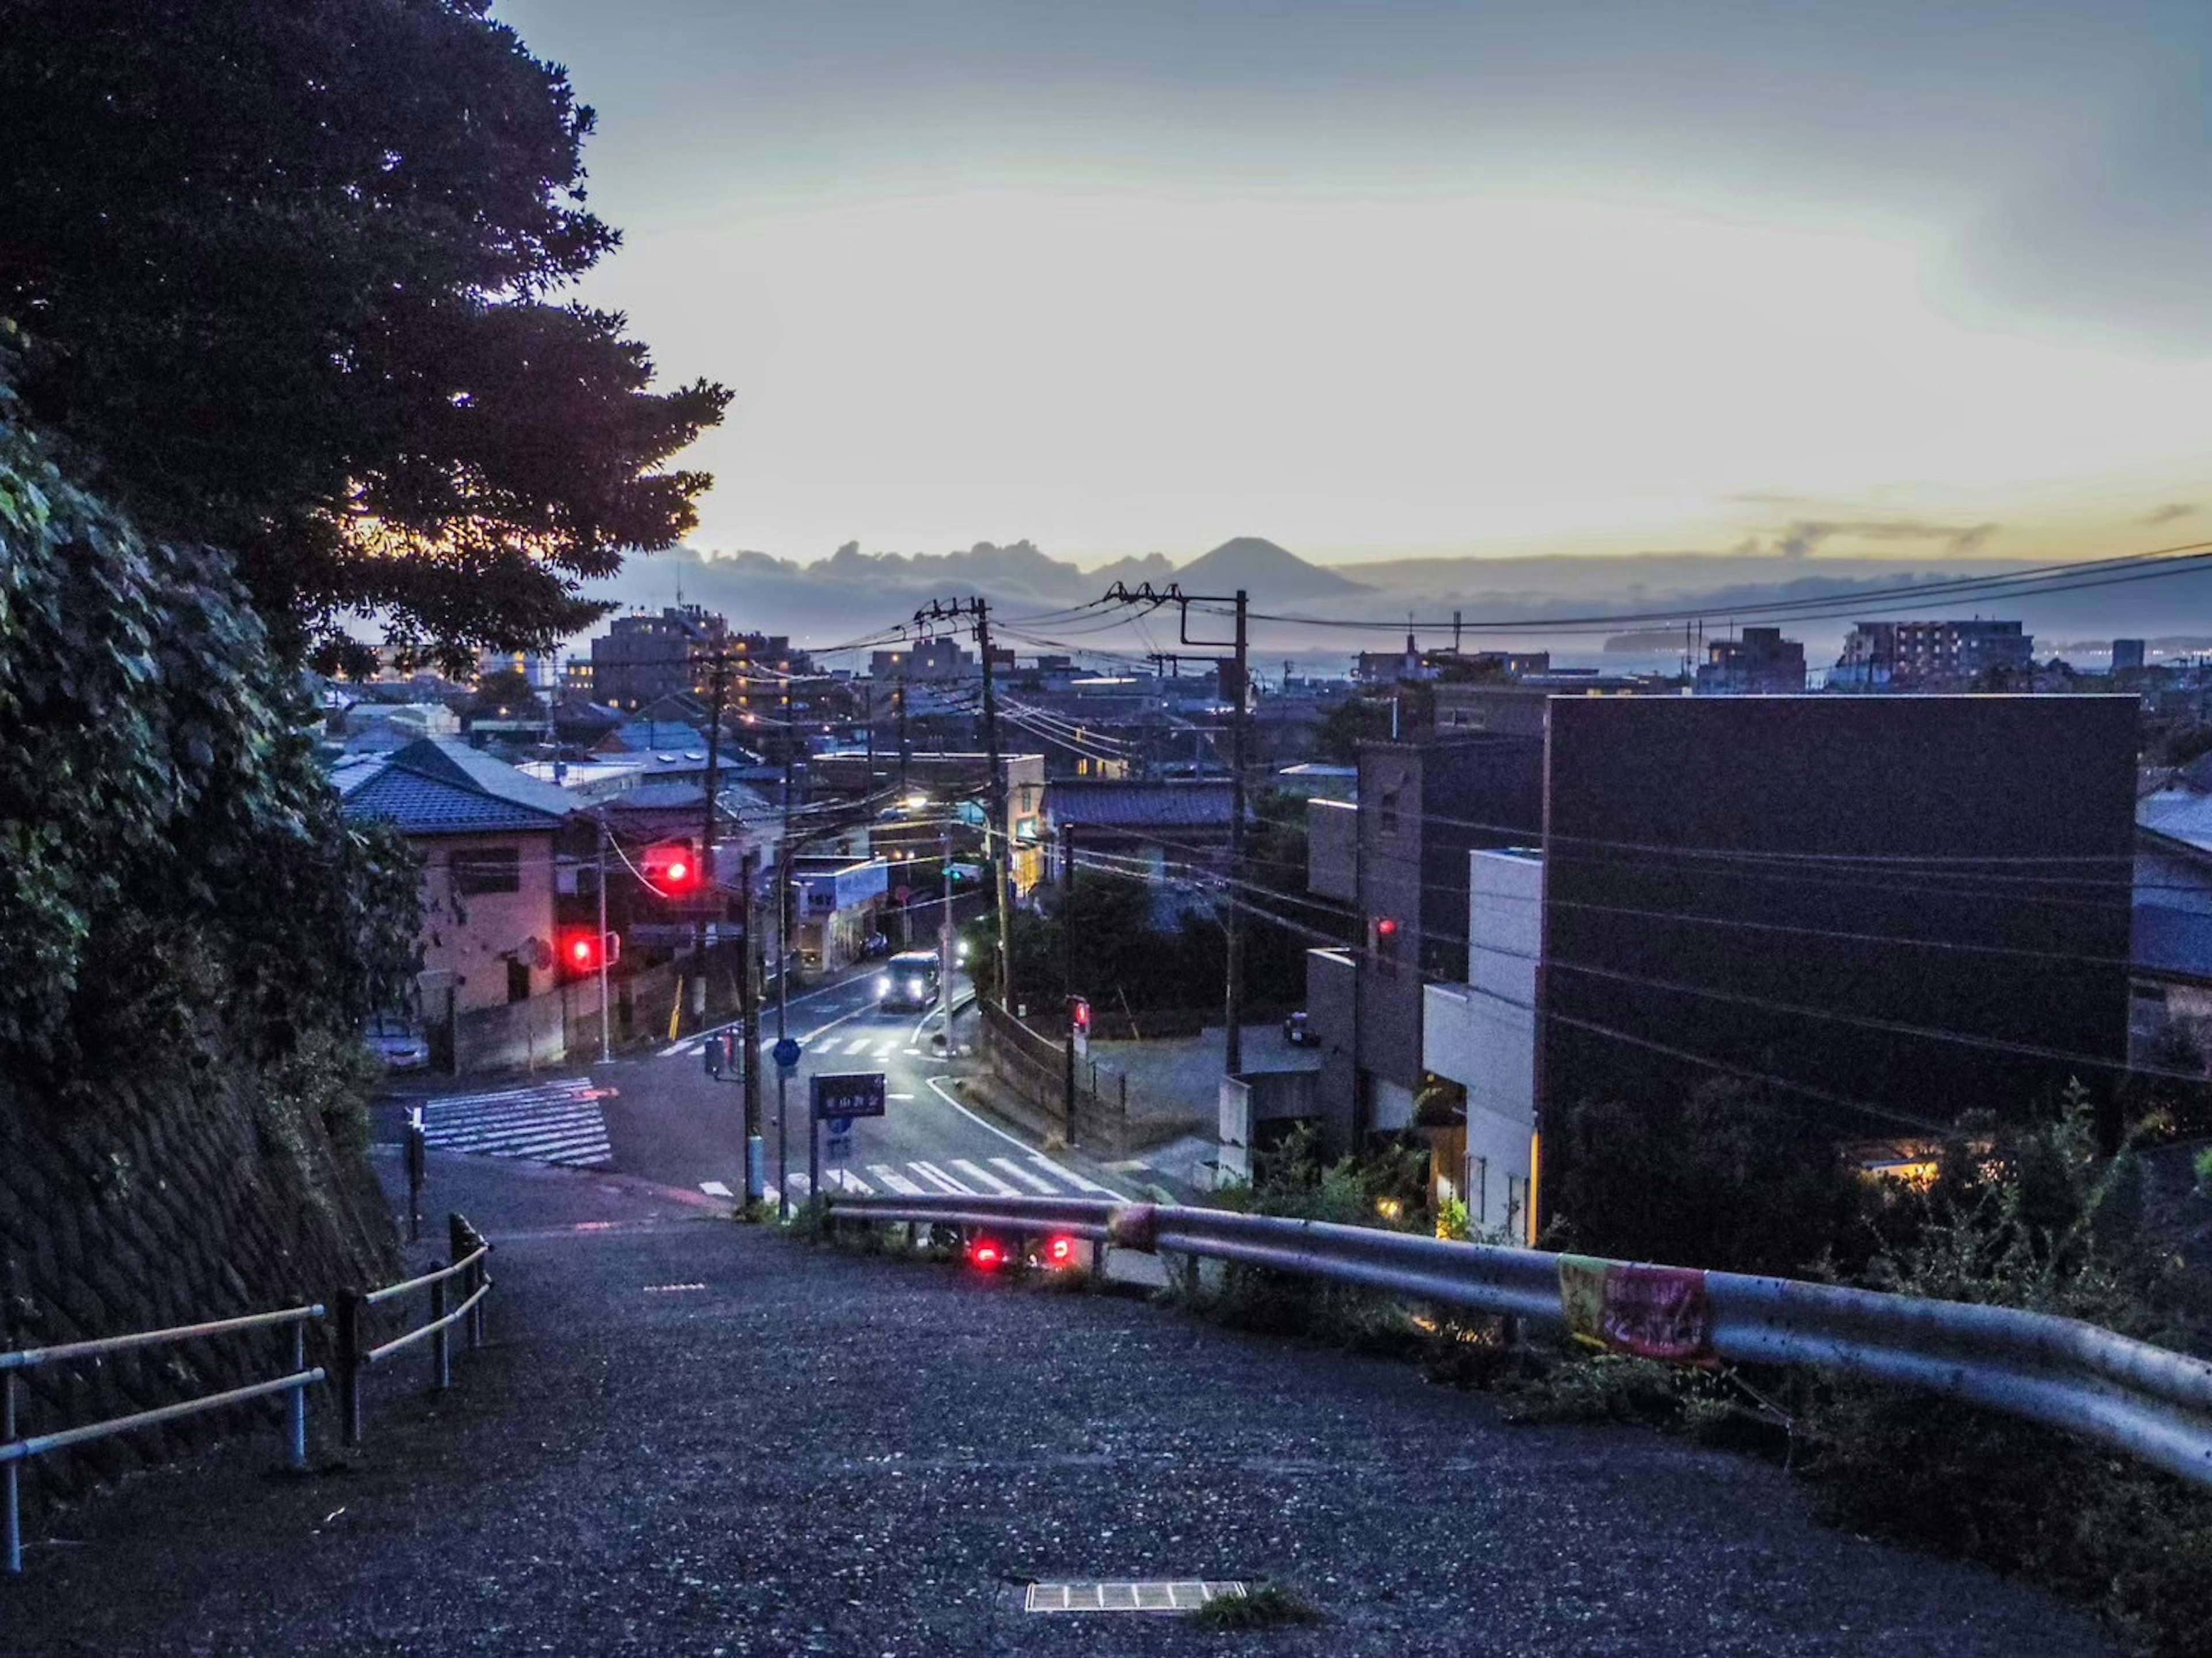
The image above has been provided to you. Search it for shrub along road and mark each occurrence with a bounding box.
[2,1152,2119,1657]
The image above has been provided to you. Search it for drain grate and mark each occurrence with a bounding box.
[1025,1581,1246,1614]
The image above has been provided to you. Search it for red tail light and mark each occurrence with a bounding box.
[970,1238,1006,1270]
[1047,1235,1075,1266]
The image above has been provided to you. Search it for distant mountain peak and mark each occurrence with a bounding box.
[1175,537,1369,598]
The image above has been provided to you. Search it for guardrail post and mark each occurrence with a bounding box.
[406,1119,426,1244]
[336,1288,365,1447]
[287,1319,308,1471]
[430,1268,451,1392]
[448,1216,480,1352]
[5,1369,21,1576]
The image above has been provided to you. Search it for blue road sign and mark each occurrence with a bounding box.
[772,1037,803,1070]
[810,1072,887,1121]
[827,1115,854,1135]
[827,1133,854,1161]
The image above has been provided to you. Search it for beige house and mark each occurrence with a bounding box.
[336,737,577,1021]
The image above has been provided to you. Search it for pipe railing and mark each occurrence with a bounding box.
[335,1214,492,1446]
[1,1303,323,1574]
[824,1192,2212,1492]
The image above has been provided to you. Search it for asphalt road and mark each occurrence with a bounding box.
[377,966,1136,1212]
[3,1149,2122,1658]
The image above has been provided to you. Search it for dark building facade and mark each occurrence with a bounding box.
[1306,696,2139,1229]
[1832,619,2034,688]
[1694,626,1806,694]
[1305,735,1544,1143]
[588,608,804,714]
[1538,695,2137,1152]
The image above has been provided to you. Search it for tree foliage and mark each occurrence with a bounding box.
[0,0,730,671]
[0,336,421,1084]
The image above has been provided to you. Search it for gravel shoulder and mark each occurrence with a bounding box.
[1,1152,2120,1657]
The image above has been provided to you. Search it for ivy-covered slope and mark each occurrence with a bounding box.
[1,331,414,1503]
[0,328,418,1080]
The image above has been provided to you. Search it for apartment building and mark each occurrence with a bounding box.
[1306,696,2139,1239]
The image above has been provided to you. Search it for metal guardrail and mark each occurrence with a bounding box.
[1,1304,324,1574]
[2,1211,496,1574]
[335,1215,492,1446]
[824,1193,2212,1493]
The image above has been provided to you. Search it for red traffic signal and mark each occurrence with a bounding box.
[641,841,701,896]
[560,930,620,977]
[1375,917,1398,938]
[1067,996,1092,1038]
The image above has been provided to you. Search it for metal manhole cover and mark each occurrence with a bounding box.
[1025,1581,1247,1614]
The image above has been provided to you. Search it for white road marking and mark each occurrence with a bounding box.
[699,1180,733,1199]
[951,1159,1022,1197]
[921,1077,1132,1200]
[869,1165,927,1195]
[1029,1154,1119,1196]
[887,1092,915,1101]
[842,1036,873,1055]
[783,1172,813,1201]
[910,1161,975,1195]
[989,1157,1059,1194]
[822,1168,873,1194]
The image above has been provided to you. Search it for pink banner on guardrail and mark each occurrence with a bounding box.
[1558,1255,1715,1364]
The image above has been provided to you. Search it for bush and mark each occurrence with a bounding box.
[1800,1092,2212,1658]
[1177,1124,1427,1349]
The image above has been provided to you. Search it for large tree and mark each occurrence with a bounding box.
[0,0,729,671]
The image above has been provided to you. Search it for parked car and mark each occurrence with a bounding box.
[365,1012,430,1071]
[1282,1011,1315,1047]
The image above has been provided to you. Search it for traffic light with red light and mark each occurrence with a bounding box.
[1067,996,1092,1039]
[560,929,620,978]
[641,840,701,897]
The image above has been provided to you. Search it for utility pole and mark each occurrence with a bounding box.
[1103,581,1252,1076]
[863,682,875,781]
[690,654,729,1035]
[739,845,763,1204]
[1225,588,1248,1076]
[915,597,1013,1012]
[775,670,795,1219]
[979,598,1013,1015]
[596,806,611,1064]
[895,681,910,796]
[938,815,954,1037]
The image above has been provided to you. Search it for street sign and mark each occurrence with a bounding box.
[810,1072,887,1121]
[827,1115,854,1135]
[827,1133,853,1161]
[772,1037,803,1070]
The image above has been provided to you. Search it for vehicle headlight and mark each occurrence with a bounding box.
[956,941,970,961]
[874,976,889,995]
[905,979,923,997]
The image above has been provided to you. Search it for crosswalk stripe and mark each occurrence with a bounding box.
[843,1037,873,1054]
[496,1128,616,1157]
[1030,1154,1119,1196]
[424,1110,605,1142]
[425,1106,604,1138]
[785,1172,813,1200]
[869,1164,927,1195]
[822,1168,873,1194]
[699,1181,733,1199]
[910,1161,974,1195]
[989,1157,1059,1194]
[546,1147,613,1168]
[950,1159,1021,1196]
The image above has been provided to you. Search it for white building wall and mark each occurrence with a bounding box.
[1421,848,1544,1242]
